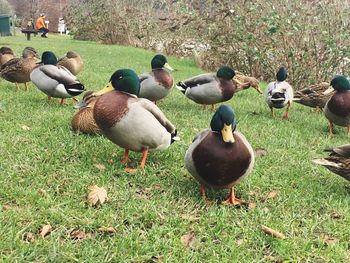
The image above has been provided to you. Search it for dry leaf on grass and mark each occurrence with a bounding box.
[254,148,267,157]
[181,233,198,248]
[329,211,341,219]
[94,164,106,171]
[125,167,138,174]
[261,225,286,239]
[150,255,164,262]
[266,191,279,199]
[320,233,339,246]
[70,230,86,240]
[248,202,257,209]
[181,214,200,222]
[97,227,116,234]
[236,239,244,246]
[87,185,108,206]
[38,189,47,195]
[22,232,35,242]
[21,125,31,131]
[40,225,52,238]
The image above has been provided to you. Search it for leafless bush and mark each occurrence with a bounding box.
[66,0,350,88]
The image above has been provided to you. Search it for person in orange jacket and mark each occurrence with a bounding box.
[36,14,49,38]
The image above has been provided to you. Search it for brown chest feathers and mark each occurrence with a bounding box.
[220,79,236,101]
[328,91,350,117]
[93,91,129,130]
[71,106,101,135]
[154,69,173,89]
[192,132,251,188]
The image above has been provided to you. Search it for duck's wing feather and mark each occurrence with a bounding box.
[325,144,350,157]
[40,65,78,85]
[1,58,21,72]
[138,98,175,133]
[181,73,216,88]
[139,72,152,84]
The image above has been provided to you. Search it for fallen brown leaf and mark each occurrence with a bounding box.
[107,159,114,164]
[181,233,198,248]
[38,189,47,195]
[94,164,106,171]
[181,214,200,222]
[320,233,339,246]
[97,227,116,234]
[21,125,31,131]
[236,239,244,246]
[22,232,35,242]
[2,204,13,210]
[248,202,257,209]
[266,191,279,199]
[70,230,86,240]
[254,148,267,157]
[330,211,341,219]
[125,167,138,174]
[150,255,164,262]
[261,225,286,239]
[40,225,52,238]
[87,185,108,206]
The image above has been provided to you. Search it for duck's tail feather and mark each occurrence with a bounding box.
[171,129,180,144]
[65,83,85,96]
[176,82,187,94]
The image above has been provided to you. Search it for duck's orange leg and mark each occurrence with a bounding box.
[329,121,334,136]
[47,96,51,103]
[282,101,291,120]
[121,149,131,165]
[60,98,65,105]
[24,82,29,91]
[139,148,148,169]
[15,82,19,91]
[203,104,208,110]
[222,187,246,205]
[347,125,350,137]
[270,107,275,118]
[200,185,212,205]
[211,104,216,111]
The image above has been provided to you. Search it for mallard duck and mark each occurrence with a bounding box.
[30,51,85,105]
[324,76,350,136]
[265,67,293,119]
[57,51,84,76]
[71,90,101,135]
[185,105,254,205]
[138,54,174,103]
[0,46,15,66]
[293,82,333,112]
[313,144,350,181]
[233,71,263,94]
[93,69,179,169]
[0,47,39,91]
[176,66,250,110]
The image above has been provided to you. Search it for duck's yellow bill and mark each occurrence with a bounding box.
[94,82,114,96]
[221,123,235,143]
[163,62,174,72]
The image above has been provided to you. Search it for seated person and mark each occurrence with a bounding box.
[35,14,49,38]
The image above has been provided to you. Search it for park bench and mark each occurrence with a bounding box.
[21,28,38,40]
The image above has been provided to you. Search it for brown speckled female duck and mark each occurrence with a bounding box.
[71,91,101,135]
[185,105,255,205]
[0,46,15,66]
[313,143,350,181]
[0,47,39,91]
[93,69,179,169]
[57,51,84,76]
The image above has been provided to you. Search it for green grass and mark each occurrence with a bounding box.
[0,35,349,262]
